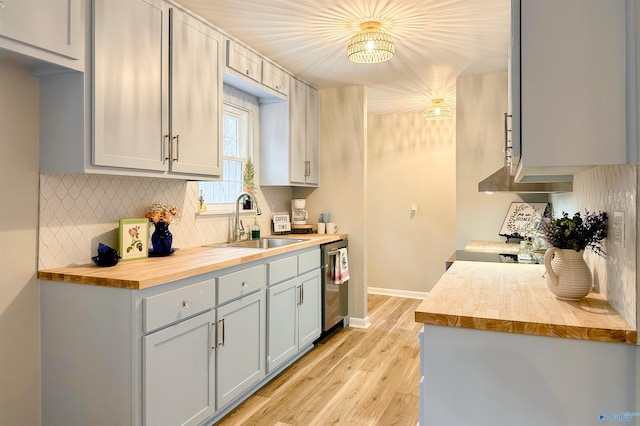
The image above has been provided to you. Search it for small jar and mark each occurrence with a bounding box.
[517,240,534,264]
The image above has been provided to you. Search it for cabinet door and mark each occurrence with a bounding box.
[266,279,298,372]
[226,40,262,83]
[305,86,320,185]
[143,310,216,426]
[297,270,321,348]
[93,0,169,171]
[289,78,307,184]
[169,10,223,177]
[0,0,82,60]
[216,290,265,409]
[516,0,627,178]
[262,61,289,95]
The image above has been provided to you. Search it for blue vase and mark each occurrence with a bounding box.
[151,222,173,255]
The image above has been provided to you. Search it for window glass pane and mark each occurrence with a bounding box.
[199,104,252,206]
[223,116,239,156]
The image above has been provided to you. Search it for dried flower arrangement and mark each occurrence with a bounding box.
[539,211,608,257]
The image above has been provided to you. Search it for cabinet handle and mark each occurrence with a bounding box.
[172,135,180,162]
[218,318,225,348]
[301,283,304,305]
[163,134,171,161]
[210,321,217,351]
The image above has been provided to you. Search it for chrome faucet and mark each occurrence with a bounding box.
[234,192,262,241]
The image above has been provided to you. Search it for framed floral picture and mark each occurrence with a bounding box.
[118,219,149,261]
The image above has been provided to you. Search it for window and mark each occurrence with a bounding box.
[199,103,253,211]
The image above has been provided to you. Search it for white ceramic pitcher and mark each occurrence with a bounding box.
[544,247,593,301]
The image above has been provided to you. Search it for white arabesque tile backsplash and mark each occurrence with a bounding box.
[38,174,290,269]
[551,164,637,327]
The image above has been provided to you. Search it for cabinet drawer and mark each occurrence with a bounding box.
[268,255,298,286]
[262,62,289,95]
[217,264,265,305]
[226,39,261,82]
[143,279,215,333]
[298,249,320,274]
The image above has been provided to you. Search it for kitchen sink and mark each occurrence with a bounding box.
[205,237,309,249]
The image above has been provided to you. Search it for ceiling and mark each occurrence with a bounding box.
[178,0,511,115]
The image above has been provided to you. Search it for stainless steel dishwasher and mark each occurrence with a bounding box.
[319,239,349,338]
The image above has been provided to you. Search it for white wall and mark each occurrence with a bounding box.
[298,86,368,324]
[456,72,547,248]
[0,59,41,425]
[367,113,456,293]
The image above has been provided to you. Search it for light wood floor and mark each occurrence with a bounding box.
[216,294,423,426]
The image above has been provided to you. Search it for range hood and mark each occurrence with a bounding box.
[478,166,573,193]
[478,113,573,193]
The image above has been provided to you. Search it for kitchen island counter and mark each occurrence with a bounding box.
[415,260,636,344]
[38,233,347,290]
[414,260,638,426]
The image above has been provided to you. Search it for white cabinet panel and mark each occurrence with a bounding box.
[226,39,261,83]
[512,0,629,182]
[169,9,223,176]
[216,289,266,409]
[0,0,83,61]
[266,279,298,372]
[297,270,321,348]
[260,77,320,187]
[262,60,289,95]
[143,310,216,426]
[93,0,169,171]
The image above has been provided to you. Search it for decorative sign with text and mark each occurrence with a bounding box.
[499,202,550,238]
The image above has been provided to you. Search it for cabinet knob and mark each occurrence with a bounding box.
[181,299,192,308]
[241,281,248,287]
[245,69,250,75]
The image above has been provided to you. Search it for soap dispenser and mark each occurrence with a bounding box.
[251,218,261,240]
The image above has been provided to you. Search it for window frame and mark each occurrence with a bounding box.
[199,102,255,214]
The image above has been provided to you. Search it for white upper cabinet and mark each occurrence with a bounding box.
[40,0,223,179]
[262,60,289,95]
[512,0,632,182]
[226,40,262,83]
[260,77,320,187]
[169,9,223,176]
[0,0,83,70]
[224,39,289,98]
[93,0,169,172]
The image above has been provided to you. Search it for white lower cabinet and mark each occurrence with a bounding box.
[41,247,324,426]
[267,260,321,372]
[216,289,266,408]
[143,310,216,426]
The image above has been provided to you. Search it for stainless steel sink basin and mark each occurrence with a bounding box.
[206,237,309,249]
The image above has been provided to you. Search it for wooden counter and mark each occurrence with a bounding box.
[464,240,520,254]
[415,260,636,344]
[38,234,346,290]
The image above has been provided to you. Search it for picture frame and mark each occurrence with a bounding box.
[499,202,550,238]
[118,218,149,261]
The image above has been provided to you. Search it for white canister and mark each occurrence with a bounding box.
[317,223,326,234]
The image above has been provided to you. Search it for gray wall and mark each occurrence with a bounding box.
[0,58,41,425]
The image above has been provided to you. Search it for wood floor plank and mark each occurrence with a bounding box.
[216,295,420,425]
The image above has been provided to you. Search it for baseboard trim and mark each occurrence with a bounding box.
[348,316,371,329]
[367,287,428,300]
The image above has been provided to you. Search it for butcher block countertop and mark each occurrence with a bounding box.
[464,240,520,255]
[38,234,346,290]
[415,261,636,344]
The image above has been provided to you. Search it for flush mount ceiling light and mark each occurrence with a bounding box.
[347,21,395,64]
[423,98,452,120]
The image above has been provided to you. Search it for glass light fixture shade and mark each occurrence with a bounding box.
[423,98,452,120]
[347,21,395,64]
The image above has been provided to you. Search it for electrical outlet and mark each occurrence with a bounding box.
[611,211,624,247]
